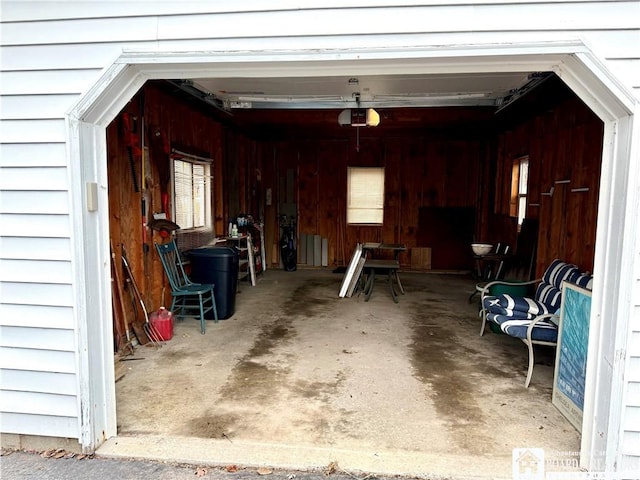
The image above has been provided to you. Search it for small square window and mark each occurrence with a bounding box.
[173,157,211,230]
[347,167,385,225]
[510,155,529,227]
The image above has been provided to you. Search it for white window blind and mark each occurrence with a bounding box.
[173,155,211,230]
[509,155,530,228]
[347,167,385,225]
[516,156,529,227]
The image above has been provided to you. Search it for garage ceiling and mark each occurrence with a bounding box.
[184,71,551,109]
[163,71,560,138]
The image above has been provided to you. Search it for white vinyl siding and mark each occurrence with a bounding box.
[1,3,638,88]
[1,95,82,120]
[0,304,74,330]
[2,370,77,396]
[0,214,71,238]
[0,191,69,215]
[0,412,79,438]
[0,143,69,167]
[0,70,104,95]
[1,168,70,193]
[621,299,640,471]
[0,238,72,262]
[0,0,638,460]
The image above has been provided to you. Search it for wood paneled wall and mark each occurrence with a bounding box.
[493,95,603,275]
[263,132,487,268]
[107,83,253,333]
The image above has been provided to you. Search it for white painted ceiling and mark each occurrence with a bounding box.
[189,71,546,110]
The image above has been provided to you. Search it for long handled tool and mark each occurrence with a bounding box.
[121,244,163,346]
[110,240,134,354]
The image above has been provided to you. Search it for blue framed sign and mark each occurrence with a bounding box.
[552,281,593,432]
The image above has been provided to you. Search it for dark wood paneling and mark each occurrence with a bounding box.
[263,133,486,268]
[417,207,476,270]
[107,83,250,346]
[494,96,603,275]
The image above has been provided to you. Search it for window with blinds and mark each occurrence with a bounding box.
[510,155,529,228]
[347,167,385,225]
[173,156,211,230]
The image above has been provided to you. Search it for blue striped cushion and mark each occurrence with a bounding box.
[482,294,552,317]
[536,260,581,307]
[534,284,562,310]
[498,317,558,342]
[483,259,592,343]
[540,259,580,290]
[486,312,558,341]
[574,272,593,289]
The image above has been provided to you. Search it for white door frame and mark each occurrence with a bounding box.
[67,41,638,470]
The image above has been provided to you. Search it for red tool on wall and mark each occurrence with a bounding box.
[121,112,141,193]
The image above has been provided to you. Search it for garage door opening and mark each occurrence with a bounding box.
[68,44,636,477]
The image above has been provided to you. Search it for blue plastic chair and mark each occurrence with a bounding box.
[155,240,218,334]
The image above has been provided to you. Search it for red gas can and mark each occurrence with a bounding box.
[149,307,173,341]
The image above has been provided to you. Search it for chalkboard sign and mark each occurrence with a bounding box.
[552,282,593,432]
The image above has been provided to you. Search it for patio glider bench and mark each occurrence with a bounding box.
[479,259,593,387]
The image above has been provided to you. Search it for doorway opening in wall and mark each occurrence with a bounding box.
[106,76,599,478]
[72,46,634,478]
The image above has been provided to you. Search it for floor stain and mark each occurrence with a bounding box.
[157,349,192,362]
[409,303,493,454]
[247,321,294,358]
[218,313,294,402]
[282,279,333,318]
[186,412,241,439]
[292,406,354,444]
[218,277,336,402]
[292,371,347,401]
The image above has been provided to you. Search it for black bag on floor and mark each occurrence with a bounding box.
[280,216,297,272]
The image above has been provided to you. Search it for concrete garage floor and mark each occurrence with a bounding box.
[100,269,581,479]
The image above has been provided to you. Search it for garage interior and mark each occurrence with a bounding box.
[104,71,604,477]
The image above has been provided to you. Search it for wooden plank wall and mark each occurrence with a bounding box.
[493,95,603,276]
[106,83,251,344]
[264,132,486,268]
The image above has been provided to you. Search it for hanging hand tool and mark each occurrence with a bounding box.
[122,113,141,193]
[142,195,149,273]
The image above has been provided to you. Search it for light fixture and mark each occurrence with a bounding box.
[338,108,381,153]
[338,108,380,127]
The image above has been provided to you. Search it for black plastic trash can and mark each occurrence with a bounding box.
[188,246,239,320]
